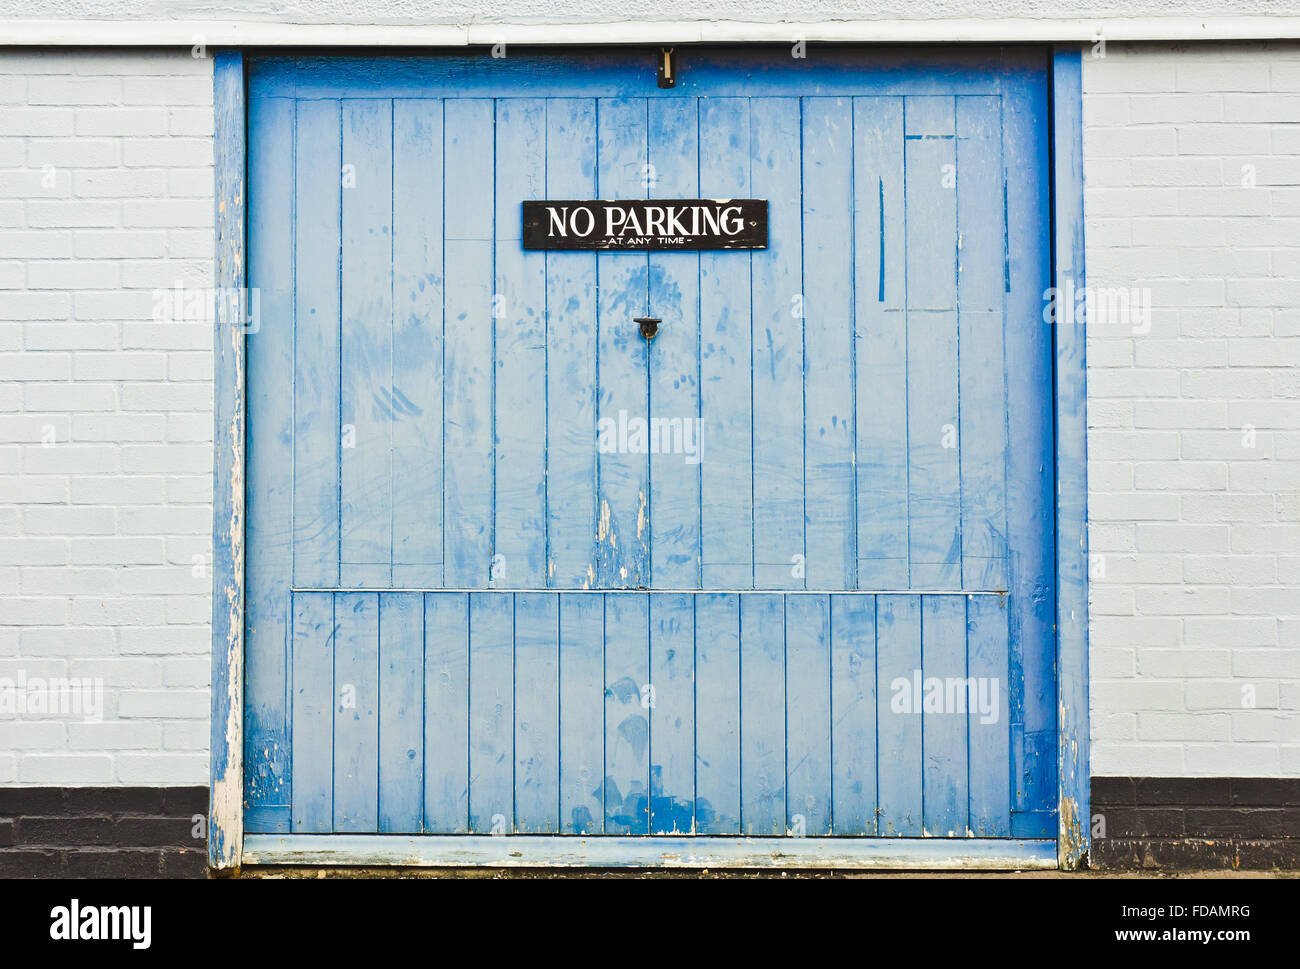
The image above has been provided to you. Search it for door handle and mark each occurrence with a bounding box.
[634,317,660,340]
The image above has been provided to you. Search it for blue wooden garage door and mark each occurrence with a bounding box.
[243,49,1056,839]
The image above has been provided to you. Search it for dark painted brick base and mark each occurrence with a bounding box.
[2,780,1296,874]
[0,787,208,879]
[1091,777,1300,870]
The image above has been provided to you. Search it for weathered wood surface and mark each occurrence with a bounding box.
[236,51,1065,858]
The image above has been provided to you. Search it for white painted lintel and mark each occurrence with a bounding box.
[3,17,1300,47]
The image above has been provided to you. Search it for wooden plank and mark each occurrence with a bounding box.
[647,97,702,589]
[1052,47,1090,870]
[378,593,422,832]
[740,592,784,835]
[956,96,1009,592]
[853,96,909,589]
[698,97,753,588]
[968,593,1011,836]
[468,591,513,833]
[290,592,333,833]
[1003,73,1058,823]
[802,97,857,591]
[750,97,804,591]
[243,88,294,826]
[694,592,740,833]
[544,98,599,589]
[559,593,604,832]
[785,594,832,835]
[649,592,694,833]
[921,595,969,836]
[391,98,445,586]
[493,99,549,589]
[831,593,877,834]
[443,98,495,588]
[245,833,1059,870]
[514,592,560,832]
[876,594,922,835]
[339,99,394,588]
[423,592,469,833]
[333,592,379,832]
[292,98,341,588]
[603,592,650,833]
[594,98,650,589]
[210,48,246,870]
[904,96,961,590]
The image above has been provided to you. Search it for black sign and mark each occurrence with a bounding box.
[522,199,767,251]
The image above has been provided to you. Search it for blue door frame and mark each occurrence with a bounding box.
[210,45,1088,871]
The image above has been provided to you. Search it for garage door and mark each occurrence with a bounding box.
[241,48,1057,849]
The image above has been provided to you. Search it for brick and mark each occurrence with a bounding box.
[0,107,74,136]
[16,815,114,847]
[0,849,64,878]
[73,108,167,137]
[64,848,163,878]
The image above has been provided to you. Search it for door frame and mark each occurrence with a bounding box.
[209,45,1089,872]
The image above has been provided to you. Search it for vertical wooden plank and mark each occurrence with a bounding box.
[544,99,599,589]
[603,593,650,833]
[444,99,495,588]
[698,98,753,588]
[904,96,961,590]
[956,96,1009,592]
[290,592,333,832]
[339,100,394,588]
[210,48,245,869]
[378,593,422,832]
[649,592,694,833]
[560,593,604,832]
[243,89,294,828]
[1005,73,1059,830]
[853,96,909,590]
[802,97,856,591]
[468,591,513,833]
[293,99,341,589]
[494,99,549,589]
[333,592,379,832]
[391,99,445,586]
[876,594,922,835]
[594,98,650,588]
[424,592,469,833]
[1052,47,1090,869]
[785,594,832,835]
[514,592,560,832]
[831,594,877,834]
[922,595,969,836]
[750,98,804,591]
[647,98,702,589]
[968,594,1011,836]
[694,592,740,833]
[740,593,784,835]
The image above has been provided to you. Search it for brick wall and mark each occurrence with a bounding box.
[1084,41,1300,778]
[1,42,1297,790]
[0,785,207,877]
[0,50,213,786]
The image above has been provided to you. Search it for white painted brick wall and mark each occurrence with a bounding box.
[1085,41,1300,778]
[0,49,213,786]
[1,42,1295,787]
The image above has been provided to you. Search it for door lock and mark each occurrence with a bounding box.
[635,317,660,340]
